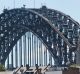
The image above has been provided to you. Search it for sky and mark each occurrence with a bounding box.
[0,0,80,23]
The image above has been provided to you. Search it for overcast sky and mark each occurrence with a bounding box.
[0,0,80,23]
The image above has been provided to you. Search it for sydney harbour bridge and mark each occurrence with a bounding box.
[0,6,80,69]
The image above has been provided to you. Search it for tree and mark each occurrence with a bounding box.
[0,64,5,71]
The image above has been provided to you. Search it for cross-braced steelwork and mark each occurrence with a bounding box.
[0,6,80,69]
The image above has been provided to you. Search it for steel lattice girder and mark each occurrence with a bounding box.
[0,6,80,65]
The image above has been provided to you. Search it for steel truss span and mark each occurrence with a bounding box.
[0,6,80,68]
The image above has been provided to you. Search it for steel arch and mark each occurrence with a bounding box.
[0,7,80,66]
[32,6,80,46]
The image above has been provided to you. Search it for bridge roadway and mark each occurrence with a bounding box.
[0,66,80,74]
[0,66,62,74]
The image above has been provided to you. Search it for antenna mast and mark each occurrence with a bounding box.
[34,0,35,8]
[14,0,15,8]
[41,0,46,7]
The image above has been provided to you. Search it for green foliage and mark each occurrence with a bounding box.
[0,64,5,71]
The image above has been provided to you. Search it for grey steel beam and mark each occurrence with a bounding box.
[28,34,29,65]
[15,44,18,68]
[11,49,13,69]
[37,38,38,65]
[32,34,34,66]
[19,38,22,66]
[23,34,26,66]
[30,35,31,66]
[34,36,36,65]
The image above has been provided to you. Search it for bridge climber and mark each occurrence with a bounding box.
[0,6,80,69]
